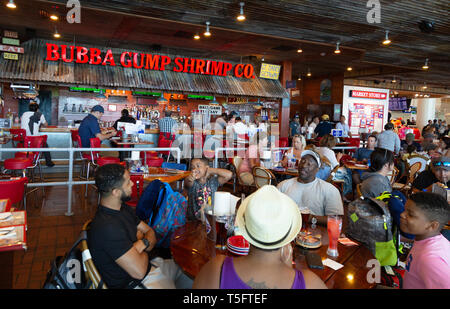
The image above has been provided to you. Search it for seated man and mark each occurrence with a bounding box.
[412,156,450,192]
[352,134,377,185]
[277,150,344,225]
[88,164,192,289]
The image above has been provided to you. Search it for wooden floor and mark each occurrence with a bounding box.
[7,173,99,289]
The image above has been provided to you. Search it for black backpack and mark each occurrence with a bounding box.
[42,231,91,289]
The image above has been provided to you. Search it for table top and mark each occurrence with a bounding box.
[139,167,191,183]
[110,138,154,146]
[344,161,370,170]
[170,221,376,289]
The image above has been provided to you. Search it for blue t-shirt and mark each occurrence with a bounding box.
[354,148,374,161]
[289,121,300,136]
[78,114,101,147]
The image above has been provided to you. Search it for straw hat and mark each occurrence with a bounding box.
[235,185,301,250]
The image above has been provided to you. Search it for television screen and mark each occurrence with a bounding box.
[389,97,408,111]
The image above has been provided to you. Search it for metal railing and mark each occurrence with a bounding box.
[213,147,291,168]
[0,146,181,216]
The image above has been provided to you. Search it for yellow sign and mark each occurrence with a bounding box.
[259,63,281,80]
[3,52,18,60]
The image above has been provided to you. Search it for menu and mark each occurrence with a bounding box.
[348,103,385,134]
[0,211,27,252]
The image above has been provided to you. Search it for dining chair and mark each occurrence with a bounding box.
[0,177,28,210]
[387,166,399,185]
[392,161,422,195]
[252,166,276,188]
[9,128,26,148]
[81,220,107,289]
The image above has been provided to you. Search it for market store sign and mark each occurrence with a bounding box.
[45,43,255,79]
[349,90,387,100]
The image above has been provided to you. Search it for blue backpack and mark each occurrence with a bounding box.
[136,180,187,248]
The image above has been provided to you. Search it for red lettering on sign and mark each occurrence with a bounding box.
[46,43,60,61]
[173,57,184,72]
[89,48,102,65]
[133,53,145,69]
[145,54,160,70]
[102,50,116,66]
[210,61,223,76]
[244,64,254,79]
[120,52,132,68]
[234,64,244,78]
[61,45,74,63]
[183,58,196,73]
[75,46,89,64]
[160,56,171,71]
[222,62,233,76]
[195,59,206,74]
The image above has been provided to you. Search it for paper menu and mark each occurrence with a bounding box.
[0,224,26,252]
[322,258,344,270]
[0,211,26,228]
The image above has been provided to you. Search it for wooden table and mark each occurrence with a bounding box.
[170,221,376,289]
[344,161,369,170]
[141,167,191,184]
[110,138,154,147]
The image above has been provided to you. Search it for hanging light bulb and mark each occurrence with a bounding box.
[261,55,265,62]
[297,48,303,53]
[422,83,427,89]
[157,93,168,104]
[347,66,353,71]
[297,75,302,81]
[53,28,61,39]
[391,76,397,83]
[334,42,341,54]
[193,33,200,40]
[237,2,246,21]
[6,0,16,9]
[307,68,312,77]
[422,58,429,70]
[383,30,391,45]
[204,22,211,37]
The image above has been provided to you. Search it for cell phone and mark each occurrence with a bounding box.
[306,252,324,270]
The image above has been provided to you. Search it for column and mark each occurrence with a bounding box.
[414,98,438,132]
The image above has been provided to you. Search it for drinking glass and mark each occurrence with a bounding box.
[327,215,342,257]
[300,208,311,236]
[215,215,231,250]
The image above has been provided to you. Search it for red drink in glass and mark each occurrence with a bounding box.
[327,215,342,257]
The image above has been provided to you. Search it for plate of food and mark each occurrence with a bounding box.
[295,234,322,249]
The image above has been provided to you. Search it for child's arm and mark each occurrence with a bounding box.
[207,168,233,185]
[184,170,198,189]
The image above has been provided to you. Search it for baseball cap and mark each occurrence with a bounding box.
[300,150,321,168]
[91,105,105,113]
[321,114,329,121]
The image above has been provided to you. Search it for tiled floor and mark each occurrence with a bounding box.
[10,174,98,289]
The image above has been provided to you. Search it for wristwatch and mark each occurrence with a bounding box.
[141,238,150,251]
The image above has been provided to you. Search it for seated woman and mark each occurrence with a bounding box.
[436,136,450,157]
[185,157,233,221]
[316,134,342,170]
[237,133,268,186]
[281,134,306,168]
[360,148,394,198]
[193,185,327,289]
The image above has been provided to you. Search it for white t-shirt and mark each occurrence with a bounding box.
[277,177,343,216]
[336,122,350,137]
[317,147,339,169]
[21,111,46,136]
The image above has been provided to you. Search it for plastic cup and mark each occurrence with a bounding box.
[327,215,342,257]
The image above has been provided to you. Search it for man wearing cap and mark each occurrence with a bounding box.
[289,115,301,138]
[314,114,333,138]
[412,156,450,192]
[78,105,117,148]
[277,149,344,225]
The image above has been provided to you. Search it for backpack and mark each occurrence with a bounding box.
[137,181,187,248]
[345,197,398,266]
[42,231,89,289]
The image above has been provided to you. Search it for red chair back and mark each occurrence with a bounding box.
[158,137,173,156]
[0,177,28,205]
[145,157,164,167]
[23,135,46,163]
[90,137,102,160]
[70,130,79,147]
[10,129,26,147]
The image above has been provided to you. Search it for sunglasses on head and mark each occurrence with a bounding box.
[433,161,450,167]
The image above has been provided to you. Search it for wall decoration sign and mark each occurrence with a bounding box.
[45,43,256,79]
[2,38,20,46]
[320,79,332,102]
[0,45,24,54]
[259,63,281,80]
[198,105,222,115]
[3,52,18,60]
[4,30,19,39]
[286,80,296,89]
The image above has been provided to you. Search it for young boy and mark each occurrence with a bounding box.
[185,157,233,221]
[400,192,450,289]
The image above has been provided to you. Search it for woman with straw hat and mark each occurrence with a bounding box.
[193,185,326,289]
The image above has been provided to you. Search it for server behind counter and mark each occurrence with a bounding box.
[113,109,136,131]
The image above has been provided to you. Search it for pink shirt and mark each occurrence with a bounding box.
[403,234,450,289]
[238,145,259,174]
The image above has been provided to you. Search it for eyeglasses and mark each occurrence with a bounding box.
[433,161,450,167]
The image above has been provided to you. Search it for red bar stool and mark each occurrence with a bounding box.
[13,135,46,182]
[3,158,32,178]
[0,177,28,210]
[9,128,26,148]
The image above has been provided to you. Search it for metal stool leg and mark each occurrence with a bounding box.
[85,161,91,198]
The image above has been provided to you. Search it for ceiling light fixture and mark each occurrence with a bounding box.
[53,29,61,39]
[157,93,168,104]
[334,42,341,54]
[383,30,391,45]
[297,48,303,53]
[347,66,353,71]
[204,22,211,37]
[210,96,219,104]
[422,58,429,70]
[50,13,59,21]
[297,75,302,81]
[6,0,16,9]
[194,33,200,40]
[307,68,312,77]
[422,83,427,89]
[237,2,246,21]
[391,76,397,83]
